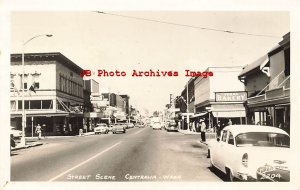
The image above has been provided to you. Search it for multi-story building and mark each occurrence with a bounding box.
[10,52,84,136]
[175,77,195,130]
[120,95,130,115]
[238,32,290,133]
[83,79,105,131]
[193,66,246,129]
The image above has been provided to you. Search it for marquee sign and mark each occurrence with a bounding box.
[215,91,247,102]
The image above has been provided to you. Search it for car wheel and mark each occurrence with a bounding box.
[226,168,235,182]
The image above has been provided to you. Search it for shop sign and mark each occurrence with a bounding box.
[215,91,247,102]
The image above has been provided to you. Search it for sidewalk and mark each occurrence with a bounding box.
[25,132,96,140]
[178,129,201,135]
[178,130,215,146]
[11,132,96,151]
[11,141,43,151]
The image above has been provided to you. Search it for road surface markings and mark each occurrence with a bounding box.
[48,141,121,181]
[134,128,147,135]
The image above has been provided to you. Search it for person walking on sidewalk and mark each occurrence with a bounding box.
[35,124,42,140]
[200,120,206,142]
[42,124,46,138]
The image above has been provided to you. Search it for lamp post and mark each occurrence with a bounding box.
[20,34,53,147]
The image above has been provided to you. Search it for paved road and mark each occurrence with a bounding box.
[11,127,224,181]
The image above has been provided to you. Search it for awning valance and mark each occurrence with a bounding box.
[84,112,104,118]
[191,112,208,118]
[212,110,246,118]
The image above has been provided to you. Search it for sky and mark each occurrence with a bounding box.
[10,11,289,114]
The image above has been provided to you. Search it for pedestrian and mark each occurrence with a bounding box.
[192,121,196,132]
[35,124,42,140]
[69,123,73,135]
[216,121,221,137]
[200,120,207,142]
[42,124,46,138]
[227,119,233,126]
[63,124,67,135]
[10,134,16,148]
[83,124,88,133]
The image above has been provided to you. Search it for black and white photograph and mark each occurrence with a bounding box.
[1,3,300,190]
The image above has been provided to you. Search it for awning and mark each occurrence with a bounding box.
[238,55,269,78]
[191,112,208,118]
[212,110,246,118]
[84,112,104,118]
[10,113,70,118]
[10,111,82,118]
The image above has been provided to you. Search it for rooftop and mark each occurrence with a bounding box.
[11,52,83,73]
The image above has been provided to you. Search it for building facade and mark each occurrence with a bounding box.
[10,52,84,136]
[193,67,246,129]
[238,32,290,133]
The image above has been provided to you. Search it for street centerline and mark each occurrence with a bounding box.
[48,141,121,181]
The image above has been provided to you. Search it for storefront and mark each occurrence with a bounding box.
[247,86,290,133]
[11,112,83,136]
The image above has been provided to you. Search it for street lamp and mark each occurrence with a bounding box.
[20,34,53,147]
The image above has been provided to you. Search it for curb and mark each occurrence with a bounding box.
[199,141,208,146]
[178,130,200,135]
[11,142,43,151]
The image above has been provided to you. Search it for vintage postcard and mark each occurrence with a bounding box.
[1,1,300,190]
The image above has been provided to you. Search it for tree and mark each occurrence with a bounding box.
[153,111,159,117]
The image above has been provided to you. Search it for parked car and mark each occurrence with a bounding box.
[108,124,113,132]
[11,127,23,140]
[94,123,109,134]
[207,125,290,182]
[136,122,145,128]
[112,123,126,134]
[152,122,162,130]
[127,123,135,129]
[166,121,178,132]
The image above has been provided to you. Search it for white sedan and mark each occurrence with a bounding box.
[11,127,23,139]
[94,124,109,134]
[152,122,162,130]
[207,125,290,182]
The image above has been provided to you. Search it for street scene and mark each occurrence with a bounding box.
[9,11,290,182]
[11,127,224,181]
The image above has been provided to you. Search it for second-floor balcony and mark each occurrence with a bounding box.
[247,73,290,106]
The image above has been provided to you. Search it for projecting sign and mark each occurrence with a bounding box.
[215,91,247,102]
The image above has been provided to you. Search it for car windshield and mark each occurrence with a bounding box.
[235,132,290,148]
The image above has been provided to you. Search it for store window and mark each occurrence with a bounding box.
[18,100,29,109]
[30,100,41,109]
[42,100,53,109]
[10,101,16,111]
[20,75,28,90]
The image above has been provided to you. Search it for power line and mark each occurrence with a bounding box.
[95,11,280,38]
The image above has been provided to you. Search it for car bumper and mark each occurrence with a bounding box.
[94,130,107,133]
[112,129,125,132]
[236,172,256,181]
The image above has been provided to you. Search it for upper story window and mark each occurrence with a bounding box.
[284,48,290,77]
[31,71,41,90]
[19,74,29,90]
